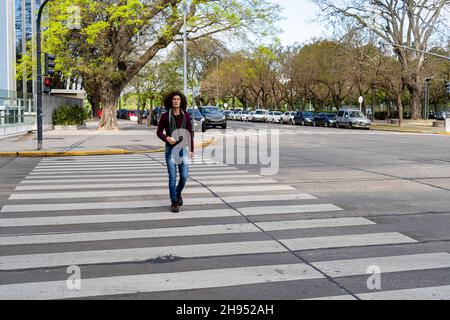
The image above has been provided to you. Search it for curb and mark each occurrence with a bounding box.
[0,138,217,158]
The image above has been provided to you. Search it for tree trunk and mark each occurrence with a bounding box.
[99,85,120,130]
[397,94,404,127]
[405,79,423,120]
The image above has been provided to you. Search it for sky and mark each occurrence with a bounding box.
[272,0,331,46]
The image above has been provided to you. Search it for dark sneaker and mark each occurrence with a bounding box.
[171,203,180,213]
[177,193,183,207]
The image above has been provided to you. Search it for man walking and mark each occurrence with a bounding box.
[157,91,194,213]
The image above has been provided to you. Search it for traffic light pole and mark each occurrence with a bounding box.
[36,0,51,150]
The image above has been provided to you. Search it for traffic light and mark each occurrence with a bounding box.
[44,53,56,76]
[43,77,53,93]
[43,53,55,94]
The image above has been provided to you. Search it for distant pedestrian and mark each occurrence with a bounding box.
[157,91,194,213]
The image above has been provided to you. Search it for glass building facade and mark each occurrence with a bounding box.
[0,0,39,135]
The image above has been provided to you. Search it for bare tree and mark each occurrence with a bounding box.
[314,0,450,119]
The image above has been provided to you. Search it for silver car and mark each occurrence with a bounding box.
[336,108,371,129]
[436,112,448,120]
[281,111,296,125]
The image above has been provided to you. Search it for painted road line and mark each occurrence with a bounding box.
[32,165,229,171]
[0,209,240,227]
[9,188,214,200]
[24,171,249,179]
[10,184,292,199]
[15,179,276,191]
[0,240,288,270]
[0,223,261,245]
[239,204,343,215]
[312,253,450,278]
[257,217,375,231]
[28,167,240,175]
[221,194,317,203]
[357,285,450,300]
[0,263,323,300]
[20,175,263,184]
[210,185,295,193]
[15,182,202,191]
[0,197,224,213]
[280,232,417,251]
[0,218,376,246]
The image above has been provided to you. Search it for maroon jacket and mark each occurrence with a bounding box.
[157,111,194,152]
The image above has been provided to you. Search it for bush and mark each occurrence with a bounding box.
[53,105,88,125]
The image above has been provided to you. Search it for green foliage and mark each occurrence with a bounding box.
[53,105,88,125]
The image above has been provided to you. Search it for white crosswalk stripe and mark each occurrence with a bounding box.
[0,154,447,300]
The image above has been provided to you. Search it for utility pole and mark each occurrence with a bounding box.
[21,0,27,119]
[36,0,51,150]
[213,55,219,107]
[183,2,188,100]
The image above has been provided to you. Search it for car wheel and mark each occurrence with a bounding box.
[348,122,353,129]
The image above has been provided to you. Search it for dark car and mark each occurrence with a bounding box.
[188,109,206,132]
[198,106,227,130]
[150,107,163,126]
[294,111,315,126]
[313,113,337,127]
[117,109,129,119]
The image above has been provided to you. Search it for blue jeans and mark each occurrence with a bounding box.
[165,146,190,204]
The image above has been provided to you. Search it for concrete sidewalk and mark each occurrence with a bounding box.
[0,120,215,157]
[371,120,450,135]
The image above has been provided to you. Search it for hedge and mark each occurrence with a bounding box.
[53,105,88,125]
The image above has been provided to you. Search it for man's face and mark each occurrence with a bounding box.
[172,95,181,109]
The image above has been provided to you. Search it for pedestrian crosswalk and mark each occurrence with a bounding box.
[0,154,449,300]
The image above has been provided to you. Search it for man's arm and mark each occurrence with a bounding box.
[186,113,194,153]
[156,112,168,143]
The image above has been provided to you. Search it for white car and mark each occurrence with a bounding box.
[266,111,283,123]
[243,111,254,122]
[281,111,296,125]
[251,109,268,122]
[236,111,250,121]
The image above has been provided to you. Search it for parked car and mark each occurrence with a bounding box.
[128,110,139,122]
[266,111,283,123]
[150,107,163,126]
[281,111,297,125]
[313,113,337,127]
[435,111,448,120]
[198,106,227,130]
[336,108,371,129]
[243,111,254,122]
[117,109,129,119]
[294,111,315,126]
[188,108,206,132]
[237,111,250,121]
[223,110,234,120]
[251,109,268,122]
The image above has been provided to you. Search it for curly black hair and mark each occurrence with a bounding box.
[163,91,188,111]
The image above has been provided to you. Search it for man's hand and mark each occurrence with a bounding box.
[166,137,177,145]
[189,152,194,160]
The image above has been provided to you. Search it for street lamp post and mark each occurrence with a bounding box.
[213,55,219,107]
[424,77,432,119]
[36,0,51,150]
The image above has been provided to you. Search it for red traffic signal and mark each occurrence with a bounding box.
[44,77,52,87]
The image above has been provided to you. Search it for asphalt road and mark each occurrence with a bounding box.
[0,122,449,300]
